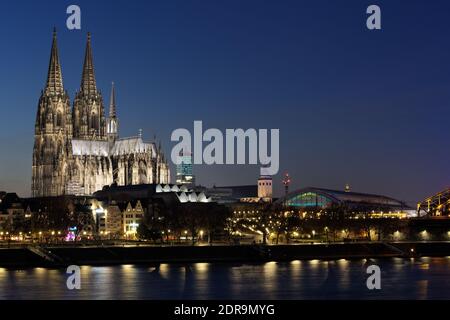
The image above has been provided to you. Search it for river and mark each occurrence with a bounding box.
[1,257,449,299]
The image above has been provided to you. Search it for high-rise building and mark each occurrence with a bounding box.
[32,30,170,197]
[176,151,195,186]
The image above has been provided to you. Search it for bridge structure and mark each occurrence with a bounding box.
[417,188,450,217]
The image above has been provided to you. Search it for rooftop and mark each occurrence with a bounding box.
[277,187,410,209]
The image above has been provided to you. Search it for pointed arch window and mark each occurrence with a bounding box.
[56,111,63,127]
[90,113,99,132]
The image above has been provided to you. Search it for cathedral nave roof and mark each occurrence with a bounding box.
[72,139,109,156]
[110,137,156,156]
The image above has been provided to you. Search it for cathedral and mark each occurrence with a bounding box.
[32,30,170,197]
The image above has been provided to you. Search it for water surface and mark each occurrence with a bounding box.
[1,257,449,299]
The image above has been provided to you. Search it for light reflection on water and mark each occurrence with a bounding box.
[0,258,449,300]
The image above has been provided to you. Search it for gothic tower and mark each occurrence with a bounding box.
[32,31,170,197]
[107,82,119,143]
[32,29,73,197]
[72,33,106,140]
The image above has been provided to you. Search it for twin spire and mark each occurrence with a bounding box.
[44,29,115,116]
[45,29,98,96]
[45,28,64,95]
[81,32,97,95]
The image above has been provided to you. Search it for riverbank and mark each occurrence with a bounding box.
[1,242,450,268]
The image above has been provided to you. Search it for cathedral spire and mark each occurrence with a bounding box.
[74,32,106,140]
[109,81,116,117]
[45,27,64,95]
[81,32,97,94]
[107,81,119,141]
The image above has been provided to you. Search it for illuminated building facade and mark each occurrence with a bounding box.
[276,187,415,217]
[32,30,170,197]
[122,200,144,237]
[257,175,273,200]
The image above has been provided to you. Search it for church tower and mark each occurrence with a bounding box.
[32,31,170,197]
[32,29,73,197]
[107,82,119,143]
[72,33,106,140]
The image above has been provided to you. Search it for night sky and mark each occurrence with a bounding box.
[0,0,449,204]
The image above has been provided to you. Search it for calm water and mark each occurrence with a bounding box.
[1,257,450,299]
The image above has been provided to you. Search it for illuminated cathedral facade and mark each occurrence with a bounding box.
[32,30,170,197]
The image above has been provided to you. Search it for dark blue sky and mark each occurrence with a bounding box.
[0,0,449,203]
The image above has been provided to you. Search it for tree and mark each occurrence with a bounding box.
[250,202,274,245]
[12,214,31,235]
[69,210,94,240]
[162,202,231,245]
[144,199,171,243]
[285,214,301,243]
[268,204,289,244]
[137,223,161,242]
[321,204,349,242]
[202,203,230,244]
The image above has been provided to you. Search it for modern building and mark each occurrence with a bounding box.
[32,30,170,197]
[275,187,415,216]
[175,151,195,187]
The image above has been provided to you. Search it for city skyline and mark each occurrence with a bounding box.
[0,0,449,203]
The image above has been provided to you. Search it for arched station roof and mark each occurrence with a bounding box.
[275,187,409,210]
